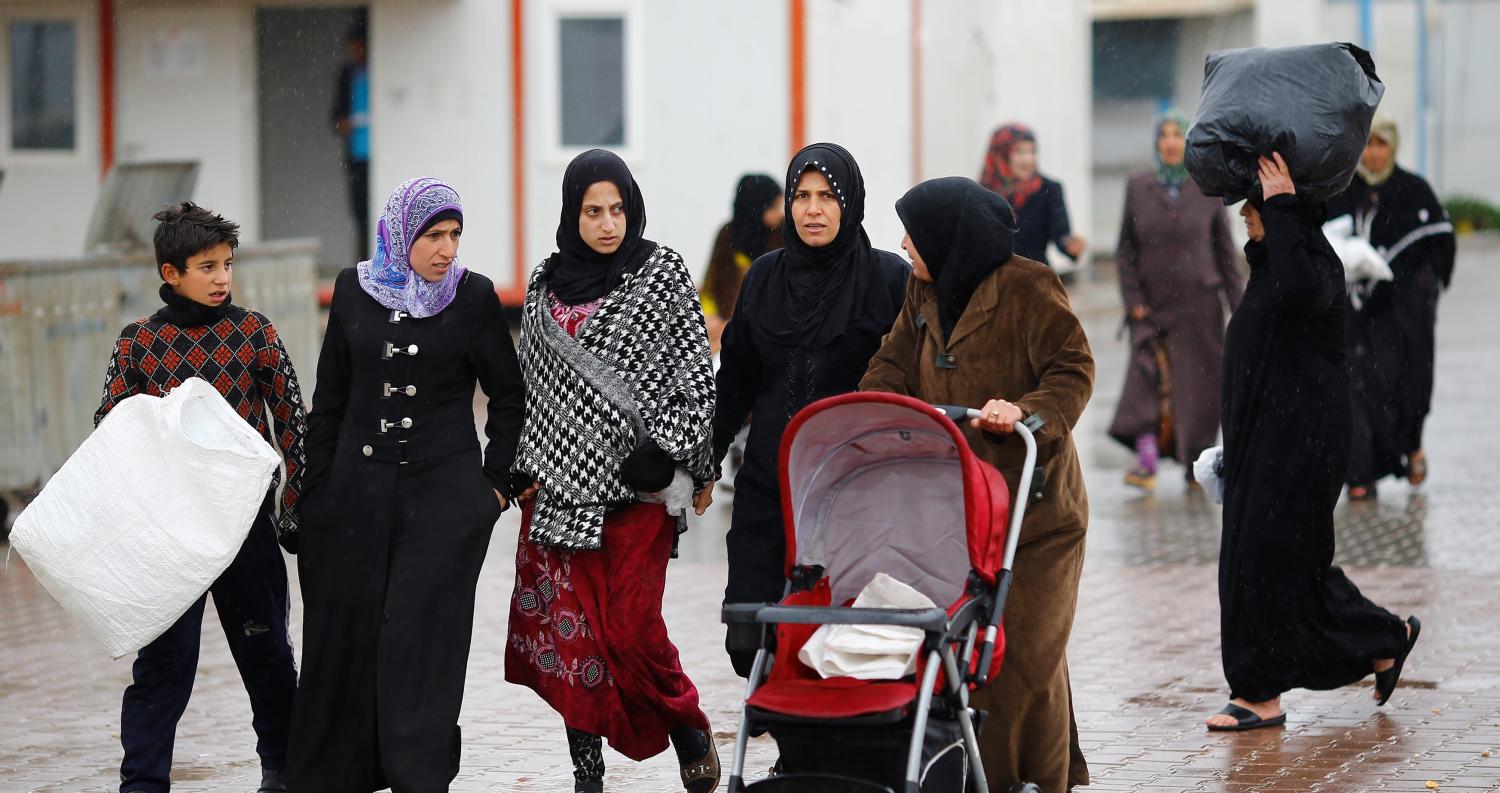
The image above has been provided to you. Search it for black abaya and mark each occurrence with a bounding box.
[713,249,909,676]
[288,268,524,793]
[1327,167,1456,484]
[1218,195,1406,703]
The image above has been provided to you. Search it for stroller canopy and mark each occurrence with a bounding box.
[778,393,1012,607]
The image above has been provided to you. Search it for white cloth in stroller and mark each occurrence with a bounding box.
[9,378,280,658]
[798,572,937,680]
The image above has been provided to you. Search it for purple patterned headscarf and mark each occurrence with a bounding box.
[356,177,466,317]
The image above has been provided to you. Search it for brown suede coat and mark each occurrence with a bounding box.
[861,256,1094,792]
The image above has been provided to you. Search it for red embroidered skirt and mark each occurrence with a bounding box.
[504,501,708,761]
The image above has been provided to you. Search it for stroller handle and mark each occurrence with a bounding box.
[932,404,1043,688]
[930,405,1043,576]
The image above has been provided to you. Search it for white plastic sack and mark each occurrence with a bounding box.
[9,377,280,658]
[1323,215,1394,284]
[1193,446,1226,505]
[799,572,937,680]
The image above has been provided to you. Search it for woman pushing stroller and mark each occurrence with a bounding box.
[862,176,1095,792]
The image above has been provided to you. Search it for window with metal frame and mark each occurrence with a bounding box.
[8,19,76,151]
[557,16,626,148]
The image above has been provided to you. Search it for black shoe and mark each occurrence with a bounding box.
[1375,615,1422,706]
[677,729,720,793]
[574,780,603,793]
[258,768,288,793]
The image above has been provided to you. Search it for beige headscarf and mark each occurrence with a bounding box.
[1357,115,1400,186]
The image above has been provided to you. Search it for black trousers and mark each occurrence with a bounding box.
[346,158,370,256]
[119,506,296,793]
[723,474,788,678]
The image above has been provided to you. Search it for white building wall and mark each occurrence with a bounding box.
[0,0,101,258]
[633,0,788,283]
[1436,0,1500,204]
[805,0,914,254]
[1323,0,1421,172]
[1253,0,1325,46]
[368,0,513,287]
[114,1,261,243]
[917,0,990,185]
[517,0,789,290]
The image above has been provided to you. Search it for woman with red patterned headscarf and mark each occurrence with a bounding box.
[980,123,1087,267]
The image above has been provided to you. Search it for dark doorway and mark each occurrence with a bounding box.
[256,6,367,277]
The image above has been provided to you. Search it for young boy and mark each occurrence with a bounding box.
[95,202,305,793]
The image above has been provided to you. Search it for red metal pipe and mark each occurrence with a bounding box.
[99,0,115,178]
[789,0,806,156]
[501,0,527,307]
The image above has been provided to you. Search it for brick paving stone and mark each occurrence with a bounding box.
[3,238,1499,791]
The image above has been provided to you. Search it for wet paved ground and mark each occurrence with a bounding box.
[3,238,1498,792]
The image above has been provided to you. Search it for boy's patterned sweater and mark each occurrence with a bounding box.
[95,305,308,549]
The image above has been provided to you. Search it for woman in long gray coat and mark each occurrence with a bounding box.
[1108,112,1244,490]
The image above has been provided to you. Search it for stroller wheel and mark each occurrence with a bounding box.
[1007,785,1041,793]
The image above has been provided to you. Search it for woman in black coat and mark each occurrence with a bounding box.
[287,177,525,792]
[1207,155,1417,732]
[1327,117,1456,498]
[979,123,1087,266]
[713,142,910,677]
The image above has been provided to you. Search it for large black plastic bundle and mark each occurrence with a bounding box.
[1186,43,1384,203]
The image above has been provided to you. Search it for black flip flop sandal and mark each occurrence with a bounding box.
[1376,615,1422,706]
[1207,703,1286,732]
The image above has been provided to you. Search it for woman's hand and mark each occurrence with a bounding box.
[693,485,714,516]
[1064,235,1087,259]
[492,489,509,511]
[517,480,541,502]
[705,315,727,355]
[971,399,1024,435]
[1258,153,1295,200]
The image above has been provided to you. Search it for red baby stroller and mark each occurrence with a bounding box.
[722,392,1043,793]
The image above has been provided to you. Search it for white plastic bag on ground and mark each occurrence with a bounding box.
[9,377,280,658]
[1323,215,1394,284]
[1194,446,1226,505]
[799,572,937,680]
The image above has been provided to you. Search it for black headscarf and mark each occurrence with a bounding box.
[547,149,658,305]
[895,177,1018,338]
[729,174,782,261]
[739,142,872,349]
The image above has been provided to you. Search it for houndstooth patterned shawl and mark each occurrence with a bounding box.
[515,245,717,550]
